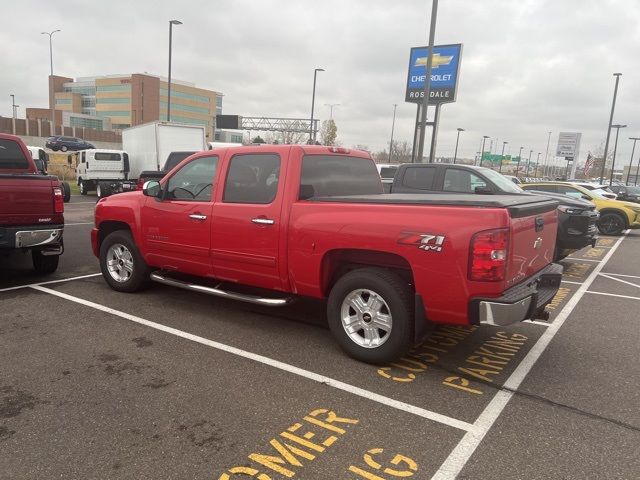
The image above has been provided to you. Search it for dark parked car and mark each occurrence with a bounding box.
[608,184,640,204]
[390,163,598,259]
[45,136,94,152]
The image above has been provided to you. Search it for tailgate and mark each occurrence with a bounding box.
[0,174,57,226]
[507,199,559,286]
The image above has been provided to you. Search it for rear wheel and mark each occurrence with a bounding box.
[61,181,71,202]
[79,180,88,195]
[32,251,59,274]
[61,145,68,152]
[597,212,626,236]
[99,230,150,292]
[327,267,414,364]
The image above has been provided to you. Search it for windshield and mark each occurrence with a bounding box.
[478,168,524,193]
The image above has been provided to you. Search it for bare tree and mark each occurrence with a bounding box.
[320,119,338,146]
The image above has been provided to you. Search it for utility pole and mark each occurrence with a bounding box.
[543,131,551,176]
[626,137,640,185]
[388,104,398,162]
[416,0,438,163]
[453,127,464,164]
[599,73,622,183]
[499,141,508,173]
[10,94,18,119]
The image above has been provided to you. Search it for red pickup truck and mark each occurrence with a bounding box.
[92,145,562,363]
[0,133,64,273]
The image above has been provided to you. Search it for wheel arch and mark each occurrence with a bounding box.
[98,220,133,252]
[599,208,630,228]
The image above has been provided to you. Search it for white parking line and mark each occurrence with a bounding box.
[432,230,628,480]
[523,320,551,327]
[561,280,583,285]
[31,285,476,433]
[0,273,101,293]
[601,272,640,280]
[65,223,94,226]
[586,291,640,301]
[598,273,640,290]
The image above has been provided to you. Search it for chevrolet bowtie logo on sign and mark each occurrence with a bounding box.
[405,44,462,105]
[414,53,454,69]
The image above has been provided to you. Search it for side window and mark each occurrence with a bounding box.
[402,166,436,190]
[223,154,280,204]
[556,185,584,199]
[443,169,487,193]
[81,151,86,163]
[166,155,218,201]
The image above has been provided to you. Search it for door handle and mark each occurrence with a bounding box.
[189,214,207,221]
[252,217,275,225]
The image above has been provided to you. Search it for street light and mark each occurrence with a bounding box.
[453,128,464,164]
[543,131,551,177]
[479,136,489,166]
[609,124,627,185]
[309,68,324,143]
[167,19,183,122]
[515,146,524,177]
[499,141,508,173]
[599,73,623,183]
[388,104,398,162]
[525,149,533,176]
[10,94,19,119]
[324,103,340,120]
[627,137,640,185]
[41,29,61,134]
[535,152,541,176]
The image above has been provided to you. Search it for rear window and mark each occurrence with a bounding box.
[300,155,382,198]
[379,166,398,179]
[0,139,29,169]
[94,152,121,161]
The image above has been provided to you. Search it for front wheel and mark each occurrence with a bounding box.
[327,267,414,364]
[32,251,59,274]
[61,145,68,152]
[99,230,150,292]
[597,212,626,236]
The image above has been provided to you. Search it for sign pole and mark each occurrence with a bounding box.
[411,103,422,163]
[415,0,438,163]
[428,104,441,163]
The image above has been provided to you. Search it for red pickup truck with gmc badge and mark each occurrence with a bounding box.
[1,133,64,273]
[92,145,562,363]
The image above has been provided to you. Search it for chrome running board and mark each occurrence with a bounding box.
[150,271,293,307]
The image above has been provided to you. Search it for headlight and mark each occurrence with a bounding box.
[557,205,583,214]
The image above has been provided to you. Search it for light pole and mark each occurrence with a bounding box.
[534,152,541,176]
[627,137,640,185]
[10,94,18,119]
[608,124,627,185]
[542,131,551,177]
[309,68,325,143]
[599,73,623,183]
[167,19,182,122]
[499,141,508,173]
[324,103,340,120]
[525,149,533,176]
[388,103,398,162]
[479,136,489,167]
[41,29,61,134]
[453,128,464,164]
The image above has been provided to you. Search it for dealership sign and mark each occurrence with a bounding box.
[405,44,463,104]
[556,132,582,157]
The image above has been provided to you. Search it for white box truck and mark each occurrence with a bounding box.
[76,121,207,198]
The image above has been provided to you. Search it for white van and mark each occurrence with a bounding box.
[76,149,134,197]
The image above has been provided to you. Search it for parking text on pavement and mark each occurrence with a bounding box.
[348,448,419,479]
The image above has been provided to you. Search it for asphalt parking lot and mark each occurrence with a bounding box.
[1,196,639,479]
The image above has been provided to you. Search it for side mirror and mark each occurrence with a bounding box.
[143,180,161,198]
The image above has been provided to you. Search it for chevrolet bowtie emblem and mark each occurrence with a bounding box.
[414,53,454,69]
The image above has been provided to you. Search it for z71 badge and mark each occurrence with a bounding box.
[398,232,446,252]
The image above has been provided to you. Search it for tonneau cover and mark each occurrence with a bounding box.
[310,193,558,217]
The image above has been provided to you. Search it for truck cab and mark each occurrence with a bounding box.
[76,149,131,197]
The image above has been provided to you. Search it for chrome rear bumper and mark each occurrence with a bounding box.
[15,228,63,248]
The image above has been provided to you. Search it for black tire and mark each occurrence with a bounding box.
[61,181,71,202]
[597,212,626,236]
[327,267,414,364]
[61,145,68,152]
[79,180,88,195]
[99,230,150,293]
[32,251,59,274]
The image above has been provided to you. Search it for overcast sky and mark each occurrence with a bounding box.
[2,0,640,168]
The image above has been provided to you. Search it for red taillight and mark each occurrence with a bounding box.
[136,178,145,190]
[469,228,509,282]
[53,187,64,214]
